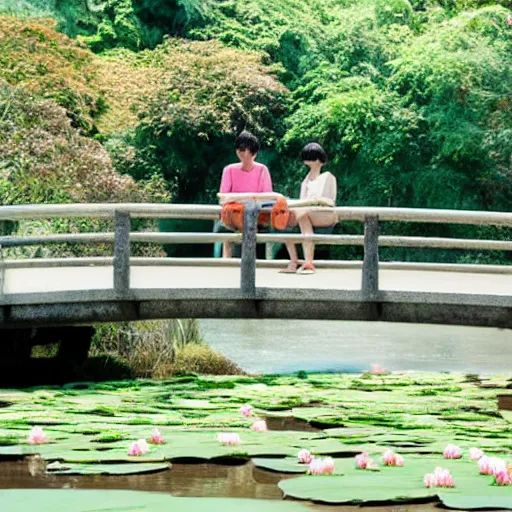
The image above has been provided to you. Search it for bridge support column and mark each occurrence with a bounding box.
[241,201,258,296]
[362,216,380,299]
[0,244,4,297]
[114,211,131,294]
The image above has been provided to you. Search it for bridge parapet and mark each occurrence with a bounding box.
[1,203,512,328]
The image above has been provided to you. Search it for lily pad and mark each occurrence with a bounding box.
[0,489,311,512]
[439,493,512,510]
[279,473,438,504]
[252,457,310,474]
[47,462,170,475]
[278,455,512,505]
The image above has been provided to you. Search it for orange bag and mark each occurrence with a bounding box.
[271,197,296,231]
[221,203,245,231]
[221,203,271,231]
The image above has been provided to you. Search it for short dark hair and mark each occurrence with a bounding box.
[235,131,260,155]
[301,142,327,163]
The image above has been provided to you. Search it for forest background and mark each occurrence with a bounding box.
[1,0,512,265]
[1,0,512,376]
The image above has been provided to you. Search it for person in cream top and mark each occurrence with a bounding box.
[280,143,337,274]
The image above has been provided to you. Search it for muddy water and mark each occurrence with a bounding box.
[0,460,290,498]
[0,460,444,512]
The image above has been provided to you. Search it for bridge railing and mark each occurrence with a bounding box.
[1,203,512,299]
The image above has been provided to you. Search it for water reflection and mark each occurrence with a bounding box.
[0,460,292,499]
[0,460,446,512]
[200,320,512,374]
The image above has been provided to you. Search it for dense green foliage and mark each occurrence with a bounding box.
[1,0,512,263]
[92,40,287,202]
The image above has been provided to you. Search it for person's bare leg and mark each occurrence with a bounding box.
[299,215,315,266]
[279,242,300,273]
[223,241,233,258]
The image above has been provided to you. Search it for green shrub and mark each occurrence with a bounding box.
[109,39,288,202]
[91,320,210,378]
[375,0,415,26]
[0,15,104,132]
[164,344,244,376]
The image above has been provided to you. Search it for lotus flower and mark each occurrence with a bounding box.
[507,13,512,26]
[217,433,241,446]
[495,471,512,486]
[322,457,335,474]
[370,364,387,375]
[435,467,455,487]
[424,473,437,487]
[478,456,493,475]
[149,428,165,445]
[424,467,455,488]
[443,444,462,459]
[308,457,335,475]
[298,449,313,464]
[28,427,48,445]
[383,449,404,467]
[250,419,267,432]
[479,456,507,476]
[469,447,484,461]
[128,439,150,456]
[355,452,373,469]
[240,404,253,417]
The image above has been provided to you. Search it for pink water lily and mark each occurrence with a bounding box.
[495,471,512,486]
[308,457,335,475]
[443,444,462,459]
[383,449,404,467]
[28,427,48,445]
[240,404,253,417]
[424,467,455,488]
[250,419,267,432]
[128,439,150,456]
[149,428,165,445]
[298,449,313,464]
[507,13,512,26]
[355,452,373,469]
[217,433,241,446]
[479,456,507,476]
[424,473,437,487]
[322,457,335,474]
[469,447,484,460]
[370,364,387,375]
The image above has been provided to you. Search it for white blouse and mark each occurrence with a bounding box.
[300,172,337,204]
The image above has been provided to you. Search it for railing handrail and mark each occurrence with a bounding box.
[1,202,512,304]
[3,232,512,252]
[1,203,512,226]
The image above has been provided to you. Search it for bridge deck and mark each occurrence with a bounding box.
[3,265,512,295]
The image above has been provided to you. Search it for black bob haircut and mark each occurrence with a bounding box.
[301,142,327,163]
[235,131,260,155]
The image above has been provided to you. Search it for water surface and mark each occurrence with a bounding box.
[200,320,512,374]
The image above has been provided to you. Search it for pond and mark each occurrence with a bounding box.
[200,320,512,374]
[0,372,510,510]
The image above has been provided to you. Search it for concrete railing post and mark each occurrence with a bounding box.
[362,215,379,299]
[241,201,258,296]
[114,211,131,294]
[0,244,3,297]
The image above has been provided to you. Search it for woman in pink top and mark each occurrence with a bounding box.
[219,131,272,257]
